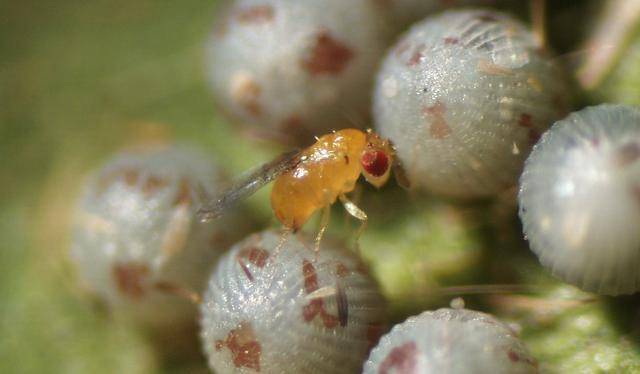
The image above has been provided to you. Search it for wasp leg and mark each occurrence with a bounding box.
[266,226,293,269]
[339,194,368,254]
[314,205,331,262]
[153,281,202,304]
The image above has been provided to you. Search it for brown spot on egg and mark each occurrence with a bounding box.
[238,247,270,268]
[96,168,137,195]
[236,5,274,24]
[236,247,270,281]
[302,31,354,76]
[379,341,418,374]
[173,178,192,206]
[444,37,459,45]
[215,322,262,371]
[142,175,168,197]
[112,263,149,299]
[302,259,320,293]
[615,142,640,167]
[423,102,452,139]
[301,260,340,328]
[406,44,425,67]
[302,298,340,329]
[230,72,262,117]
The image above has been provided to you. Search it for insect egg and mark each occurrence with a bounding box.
[71,146,248,331]
[373,9,569,198]
[519,104,640,295]
[200,229,387,373]
[206,0,393,143]
[363,308,538,373]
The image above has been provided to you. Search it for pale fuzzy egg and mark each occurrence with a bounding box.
[71,146,248,331]
[364,308,538,374]
[519,104,640,295]
[207,0,393,143]
[373,9,569,198]
[200,229,387,373]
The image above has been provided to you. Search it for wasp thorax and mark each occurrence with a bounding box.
[200,229,387,373]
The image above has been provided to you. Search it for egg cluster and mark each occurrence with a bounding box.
[70,1,640,373]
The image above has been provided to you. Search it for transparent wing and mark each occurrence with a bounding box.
[197,149,302,222]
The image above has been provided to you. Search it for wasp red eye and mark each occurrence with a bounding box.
[361,150,390,177]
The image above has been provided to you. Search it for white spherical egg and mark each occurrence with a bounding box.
[207,0,392,143]
[364,308,538,374]
[374,9,569,198]
[200,229,387,373]
[519,104,640,295]
[71,146,246,330]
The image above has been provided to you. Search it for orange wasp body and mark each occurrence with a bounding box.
[198,128,396,251]
[271,129,393,231]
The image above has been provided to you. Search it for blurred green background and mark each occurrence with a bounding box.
[2,0,640,373]
[1,1,272,372]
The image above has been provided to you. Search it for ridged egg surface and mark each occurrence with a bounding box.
[374,9,568,198]
[200,229,387,373]
[519,104,640,295]
[207,0,392,143]
[364,308,538,374]
[71,146,245,330]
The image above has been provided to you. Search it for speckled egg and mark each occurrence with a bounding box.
[207,0,393,143]
[200,229,387,373]
[519,104,640,295]
[373,9,569,198]
[71,146,248,331]
[364,308,538,373]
